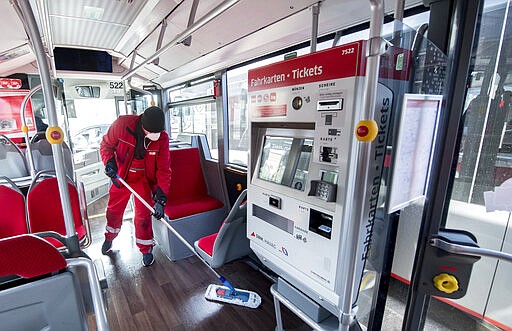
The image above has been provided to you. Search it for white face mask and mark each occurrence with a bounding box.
[145,132,160,141]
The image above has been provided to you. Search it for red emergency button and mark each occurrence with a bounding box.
[356,126,369,137]
[51,131,61,140]
[355,120,378,142]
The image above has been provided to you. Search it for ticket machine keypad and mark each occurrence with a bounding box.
[309,180,337,202]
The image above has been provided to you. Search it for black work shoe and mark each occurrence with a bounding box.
[142,252,154,267]
[101,240,112,255]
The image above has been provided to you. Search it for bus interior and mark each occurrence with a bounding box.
[0,0,511,330]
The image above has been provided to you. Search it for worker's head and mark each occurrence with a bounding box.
[141,106,165,141]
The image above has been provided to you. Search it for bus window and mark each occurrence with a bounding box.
[169,80,218,159]
[336,11,430,45]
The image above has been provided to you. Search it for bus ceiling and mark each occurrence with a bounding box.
[1,0,423,86]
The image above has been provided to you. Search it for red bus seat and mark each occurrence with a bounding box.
[165,148,224,218]
[26,173,91,249]
[153,147,226,261]
[0,176,28,239]
[194,189,251,268]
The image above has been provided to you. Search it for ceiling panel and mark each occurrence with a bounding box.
[46,0,162,51]
[51,16,128,50]
[115,0,182,56]
[48,0,147,25]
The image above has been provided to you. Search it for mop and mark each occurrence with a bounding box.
[112,174,262,309]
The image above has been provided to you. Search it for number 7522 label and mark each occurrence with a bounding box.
[341,47,354,56]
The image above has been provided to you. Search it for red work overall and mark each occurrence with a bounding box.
[104,158,154,254]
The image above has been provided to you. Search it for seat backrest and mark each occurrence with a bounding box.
[28,138,73,179]
[0,234,66,279]
[213,189,247,253]
[0,135,29,179]
[27,175,86,248]
[168,148,208,202]
[0,176,28,238]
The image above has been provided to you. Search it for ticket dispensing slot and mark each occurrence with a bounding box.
[317,99,343,111]
[309,209,333,239]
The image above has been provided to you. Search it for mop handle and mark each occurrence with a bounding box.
[114,173,237,293]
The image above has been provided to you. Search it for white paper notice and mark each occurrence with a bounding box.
[484,178,512,212]
[388,94,442,213]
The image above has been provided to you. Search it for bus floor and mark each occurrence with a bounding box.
[84,196,502,331]
[84,196,310,331]
[356,278,502,330]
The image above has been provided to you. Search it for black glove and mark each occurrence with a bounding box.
[105,158,118,179]
[152,186,166,219]
[152,186,167,205]
[152,201,165,219]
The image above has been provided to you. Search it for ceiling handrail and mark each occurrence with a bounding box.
[121,0,240,81]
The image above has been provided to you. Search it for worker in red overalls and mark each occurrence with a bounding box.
[99,106,171,267]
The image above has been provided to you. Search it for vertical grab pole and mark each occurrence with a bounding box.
[310,3,320,53]
[20,84,43,179]
[338,0,384,330]
[16,0,79,252]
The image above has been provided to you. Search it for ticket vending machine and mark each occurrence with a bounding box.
[247,40,396,324]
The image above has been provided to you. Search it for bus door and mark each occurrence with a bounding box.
[398,0,512,330]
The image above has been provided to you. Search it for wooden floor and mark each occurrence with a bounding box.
[83,196,502,331]
[84,196,309,331]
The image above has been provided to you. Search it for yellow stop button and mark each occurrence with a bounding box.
[46,126,65,144]
[433,273,459,294]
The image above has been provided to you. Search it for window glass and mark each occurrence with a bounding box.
[169,80,213,102]
[452,1,512,204]
[168,80,218,159]
[337,11,430,45]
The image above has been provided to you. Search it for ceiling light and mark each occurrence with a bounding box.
[0,44,31,64]
[83,6,104,20]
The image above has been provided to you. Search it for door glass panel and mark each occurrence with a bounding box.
[438,0,512,329]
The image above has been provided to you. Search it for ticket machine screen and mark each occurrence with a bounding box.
[258,135,313,191]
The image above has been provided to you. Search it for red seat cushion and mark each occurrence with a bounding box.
[0,186,28,238]
[197,232,218,257]
[0,235,67,278]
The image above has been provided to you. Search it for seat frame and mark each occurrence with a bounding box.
[194,189,251,268]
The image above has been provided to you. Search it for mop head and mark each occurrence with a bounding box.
[205,284,261,308]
